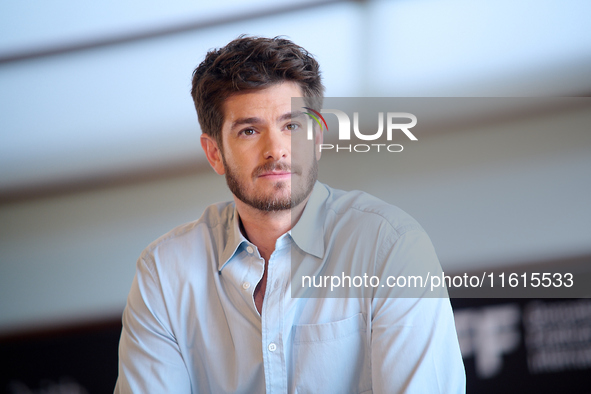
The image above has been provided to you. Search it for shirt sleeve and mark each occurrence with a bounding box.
[370,229,466,393]
[114,255,192,393]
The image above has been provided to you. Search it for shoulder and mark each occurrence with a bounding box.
[321,183,424,238]
[139,201,235,266]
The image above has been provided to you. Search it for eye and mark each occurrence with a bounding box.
[240,128,256,136]
[286,123,299,131]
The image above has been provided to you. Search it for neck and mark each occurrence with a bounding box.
[235,197,308,262]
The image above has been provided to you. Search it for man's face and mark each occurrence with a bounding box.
[214,82,321,212]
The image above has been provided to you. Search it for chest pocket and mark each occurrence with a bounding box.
[292,313,372,394]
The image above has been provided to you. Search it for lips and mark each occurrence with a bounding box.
[257,171,292,182]
[259,171,291,177]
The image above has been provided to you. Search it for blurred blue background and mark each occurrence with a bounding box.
[1,0,590,354]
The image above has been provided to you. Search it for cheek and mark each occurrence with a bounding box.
[295,139,317,158]
[315,144,322,161]
[225,149,255,172]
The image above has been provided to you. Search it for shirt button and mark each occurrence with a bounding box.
[246,246,254,254]
[268,343,277,352]
[242,282,250,290]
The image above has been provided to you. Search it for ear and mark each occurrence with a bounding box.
[314,125,324,161]
[200,134,226,175]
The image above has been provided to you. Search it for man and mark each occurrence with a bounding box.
[115,36,465,393]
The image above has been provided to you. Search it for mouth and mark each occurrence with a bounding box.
[258,171,292,180]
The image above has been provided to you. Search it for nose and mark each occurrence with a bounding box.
[263,130,289,161]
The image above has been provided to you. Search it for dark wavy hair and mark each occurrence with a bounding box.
[191,35,324,147]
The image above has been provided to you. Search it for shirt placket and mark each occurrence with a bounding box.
[238,244,265,313]
[261,242,288,393]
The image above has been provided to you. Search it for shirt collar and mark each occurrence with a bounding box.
[290,181,329,259]
[218,181,329,272]
[219,205,249,272]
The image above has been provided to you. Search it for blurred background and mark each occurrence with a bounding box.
[1,0,590,392]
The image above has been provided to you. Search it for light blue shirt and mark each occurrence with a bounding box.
[115,182,465,393]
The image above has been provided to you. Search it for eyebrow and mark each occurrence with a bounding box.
[230,111,306,130]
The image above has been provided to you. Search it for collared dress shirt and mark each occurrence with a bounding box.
[115,182,465,393]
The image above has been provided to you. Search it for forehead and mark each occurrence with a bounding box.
[221,82,304,123]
